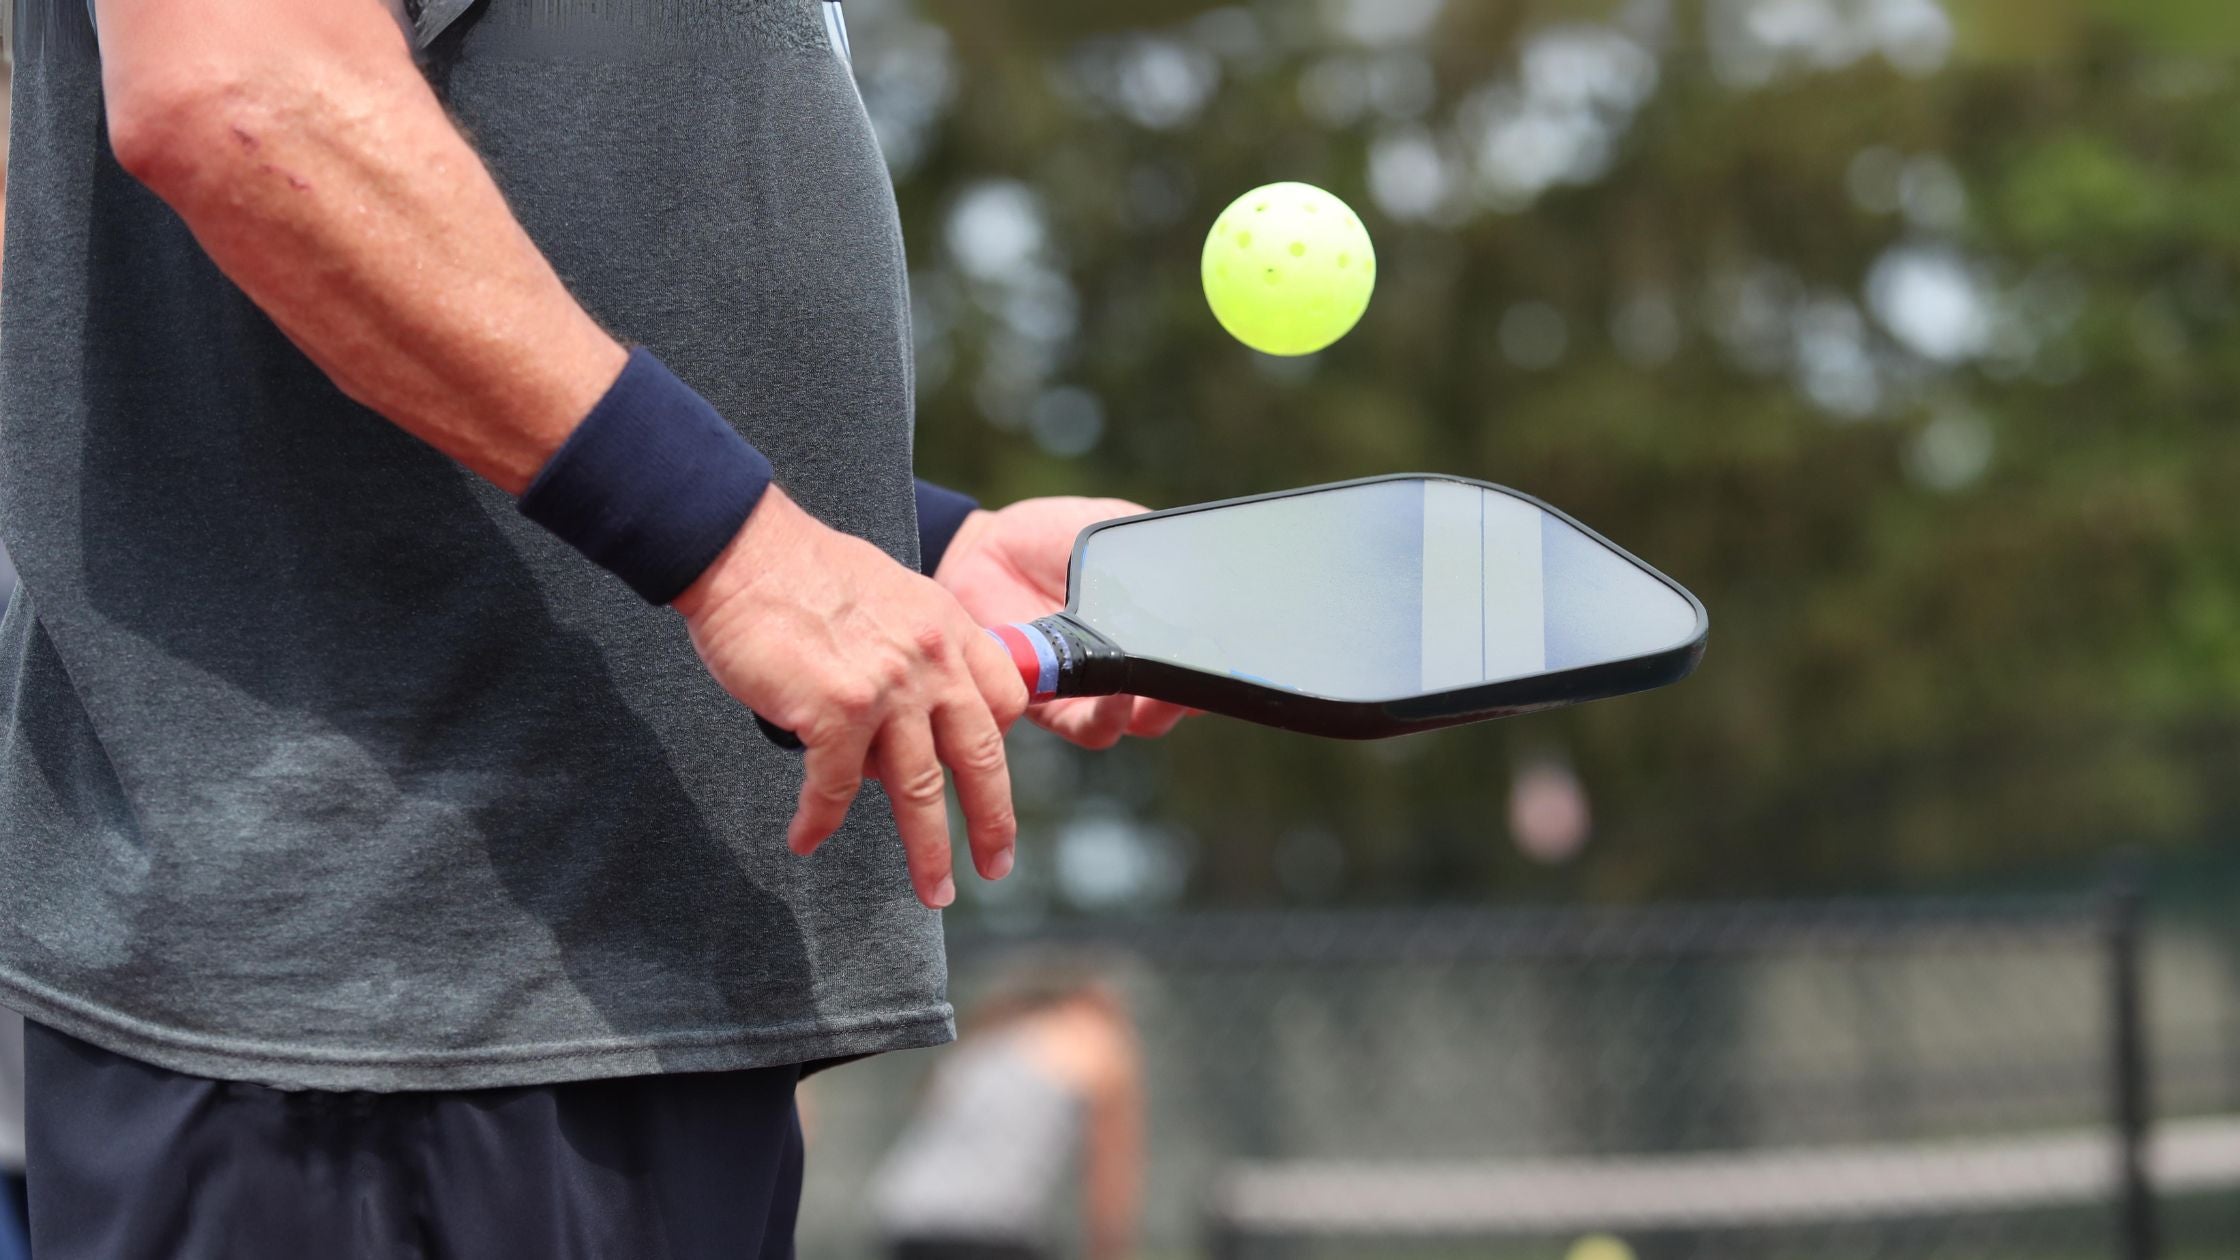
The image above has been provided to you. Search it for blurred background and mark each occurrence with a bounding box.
[799,0,2240,1256]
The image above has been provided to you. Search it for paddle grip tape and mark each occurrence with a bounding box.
[989,622,1068,701]
[519,348,774,606]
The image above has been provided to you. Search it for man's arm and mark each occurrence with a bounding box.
[98,0,616,490]
[1082,1025,1145,1260]
[94,0,1027,906]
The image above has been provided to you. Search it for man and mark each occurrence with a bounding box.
[0,1,1182,1255]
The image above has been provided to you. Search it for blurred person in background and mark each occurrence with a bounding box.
[872,959,1144,1260]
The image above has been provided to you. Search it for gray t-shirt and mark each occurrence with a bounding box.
[0,0,952,1091]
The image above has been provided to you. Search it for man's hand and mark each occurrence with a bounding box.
[934,497,1190,749]
[675,488,1029,909]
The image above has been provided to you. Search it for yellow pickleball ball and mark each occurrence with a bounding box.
[1201,181,1376,356]
[1565,1234,1637,1260]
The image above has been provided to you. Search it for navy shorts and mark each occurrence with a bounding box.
[23,1022,804,1259]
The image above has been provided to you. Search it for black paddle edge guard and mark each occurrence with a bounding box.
[1059,472,1710,739]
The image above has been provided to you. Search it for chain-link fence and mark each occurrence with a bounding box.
[798,889,2240,1260]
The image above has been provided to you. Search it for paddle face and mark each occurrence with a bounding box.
[1051,474,1706,738]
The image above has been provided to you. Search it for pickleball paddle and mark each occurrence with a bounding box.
[757,473,1706,745]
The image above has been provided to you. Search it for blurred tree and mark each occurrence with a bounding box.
[858,0,2240,906]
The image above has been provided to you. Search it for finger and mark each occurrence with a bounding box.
[1125,698,1192,739]
[1032,692,1134,750]
[932,695,1017,882]
[787,701,877,857]
[1025,696,1120,743]
[871,713,957,909]
[961,625,1031,731]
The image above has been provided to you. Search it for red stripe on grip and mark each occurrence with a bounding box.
[991,624,1046,699]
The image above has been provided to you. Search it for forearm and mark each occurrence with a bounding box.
[96,0,624,494]
[1085,1156,1141,1260]
[1084,1072,1144,1260]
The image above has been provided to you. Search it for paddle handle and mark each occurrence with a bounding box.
[985,621,1070,703]
[750,619,1103,751]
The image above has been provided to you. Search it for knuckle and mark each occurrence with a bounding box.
[977,803,1018,845]
[806,776,860,807]
[955,727,1009,777]
[893,764,949,809]
[869,649,914,694]
[911,623,952,664]
[828,680,879,721]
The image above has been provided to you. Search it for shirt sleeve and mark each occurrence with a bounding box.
[914,479,980,576]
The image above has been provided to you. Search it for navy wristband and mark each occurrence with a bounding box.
[519,348,773,605]
[914,479,979,575]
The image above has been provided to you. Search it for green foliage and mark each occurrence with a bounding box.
[879,0,2240,904]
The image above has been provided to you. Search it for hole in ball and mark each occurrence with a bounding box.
[1289,242,1306,257]
[1237,231,1252,248]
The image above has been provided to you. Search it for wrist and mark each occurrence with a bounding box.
[673,483,802,621]
[517,346,773,605]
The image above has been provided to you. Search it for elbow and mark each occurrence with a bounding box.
[104,69,250,194]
